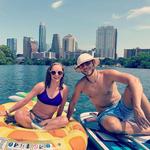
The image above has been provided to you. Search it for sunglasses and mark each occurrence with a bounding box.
[79,60,92,68]
[50,70,63,76]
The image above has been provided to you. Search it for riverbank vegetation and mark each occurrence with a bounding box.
[0,45,150,69]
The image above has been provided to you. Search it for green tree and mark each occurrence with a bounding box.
[0,45,15,64]
[0,45,13,57]
[117,57,126,66]
[0,51,6,64]
[101,58,116,66]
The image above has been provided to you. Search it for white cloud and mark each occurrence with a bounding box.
[51,0,63,9]
[136,25,150,30]
[112,14,123,20]
[127,6,150,19]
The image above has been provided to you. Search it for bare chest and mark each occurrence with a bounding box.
[83,78,113,97]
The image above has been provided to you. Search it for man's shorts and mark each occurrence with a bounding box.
[97,98,134,123]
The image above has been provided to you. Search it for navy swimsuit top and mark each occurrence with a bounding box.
[37,89,62,106]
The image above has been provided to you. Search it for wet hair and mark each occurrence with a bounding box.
[45,62,64,90]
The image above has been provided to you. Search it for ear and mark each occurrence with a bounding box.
[92,60,95,66]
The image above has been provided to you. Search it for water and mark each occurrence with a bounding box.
[0,65,150,149]
[0,65,150,117]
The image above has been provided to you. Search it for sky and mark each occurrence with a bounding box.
[1,0,150,57]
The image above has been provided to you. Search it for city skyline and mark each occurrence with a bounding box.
[1,0,150,57]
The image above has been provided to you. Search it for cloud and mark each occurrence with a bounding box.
[136,25,150,30]
[112,14,123,20]
[127,6,150,19]
[51,0,63,9]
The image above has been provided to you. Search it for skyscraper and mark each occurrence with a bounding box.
[62,34,76,58]
[96,26,117,59]
[7,38,17,56]
[23,37,32,58]
[39,22,46,52]
[51,34,61,59]
[30,39,38,53]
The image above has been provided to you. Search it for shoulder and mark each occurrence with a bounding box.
[100,69,121,76]
[75,77,86,90]
[62,84,68,93]
[62,84,68,91]
[61,84,69,97]
[33,82,45,93]
[101,69,137,83]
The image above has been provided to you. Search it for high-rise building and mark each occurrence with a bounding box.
[30,39,38,53]
[124,48,150,58]
[96,26,117,59]
[51,34,61,58]
[23,37,32,58]
[7,38,17,56]
[62,34,76,58]
[39,22,46,52]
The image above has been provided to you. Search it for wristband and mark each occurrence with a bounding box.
[5,110,9,116]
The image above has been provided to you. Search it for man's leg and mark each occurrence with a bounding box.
[100,87,150,134]
[100,116,142,134]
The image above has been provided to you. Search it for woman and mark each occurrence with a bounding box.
[1,62,69,130]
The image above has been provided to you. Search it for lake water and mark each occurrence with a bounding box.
[0,65,150,118]
[0,65,150,149]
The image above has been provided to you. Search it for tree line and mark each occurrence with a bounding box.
[0,45,150,69]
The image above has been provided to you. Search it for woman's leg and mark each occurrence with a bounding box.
[41,116,69,130]
[14,108,32,128]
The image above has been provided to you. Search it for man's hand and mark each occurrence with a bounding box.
[134,107,150,129]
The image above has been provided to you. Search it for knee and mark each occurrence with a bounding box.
[14,110,23,121]
[14,109,31,128]
[62,116,69,125]
[101,117,123,133]
[59,116,69,126]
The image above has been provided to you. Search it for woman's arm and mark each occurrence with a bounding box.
[6,82,43,115]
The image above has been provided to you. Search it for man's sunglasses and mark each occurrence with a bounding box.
[50,71,63,76]
[79,60,92,68]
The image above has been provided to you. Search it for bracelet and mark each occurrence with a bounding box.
[5,110,9,116]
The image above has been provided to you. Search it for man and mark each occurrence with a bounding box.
[67,53,150,134]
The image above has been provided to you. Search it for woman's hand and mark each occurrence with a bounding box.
[40,119,49,129]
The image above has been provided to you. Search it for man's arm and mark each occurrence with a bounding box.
[106,70,142,108]
[67,82,82,120]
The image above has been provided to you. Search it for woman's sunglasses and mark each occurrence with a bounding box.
[50,71,63,76]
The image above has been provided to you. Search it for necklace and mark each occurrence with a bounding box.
[86,70,98,84]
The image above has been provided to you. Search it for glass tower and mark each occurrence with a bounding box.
[51,34,61,58]
[23,37,32,58]
[7,38,17,56]
[39,22,46,52]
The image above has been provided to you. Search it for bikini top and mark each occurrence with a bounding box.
[37,89,62,106]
